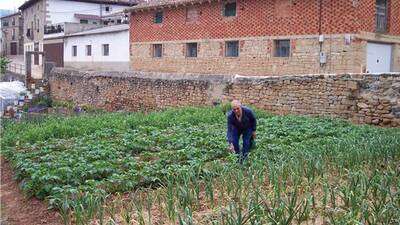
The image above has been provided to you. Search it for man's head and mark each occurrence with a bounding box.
[231,100,242,117]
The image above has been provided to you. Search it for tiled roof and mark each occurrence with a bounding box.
[65,24,129,37]
[125,0,215,12]
[19,0,139,10]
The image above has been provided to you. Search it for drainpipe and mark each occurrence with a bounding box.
[318,0,327,69]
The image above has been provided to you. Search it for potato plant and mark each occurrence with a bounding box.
[1,106,399,224]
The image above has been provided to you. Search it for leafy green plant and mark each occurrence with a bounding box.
[0,56,11,75]
[31,95,52,107]
[1,106,399,224]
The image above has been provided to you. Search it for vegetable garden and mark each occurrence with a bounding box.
[1,106,399,224]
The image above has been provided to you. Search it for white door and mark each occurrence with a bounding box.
[366,42,392,73]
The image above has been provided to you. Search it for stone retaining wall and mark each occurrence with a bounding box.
[49,68,400,127]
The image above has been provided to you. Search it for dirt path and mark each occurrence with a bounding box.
[0,157,62,225]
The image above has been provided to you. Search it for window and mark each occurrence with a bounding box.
[225,41,239,57]
[376,0,387,32]
[153,44,162,58]
[274,40,290,57]
[223,1,237,17]
[72,45,77,57]
[26,28,31,37]
[102,44,109,56]
[105,6,111,12]
[2,21,9,27]
[12,29,15,40]
[86,45,92,56]
[186,43,197,57]
[186,7,199,23]
[80,19,89,24]
[117,19,122,24]
[12,18,15,26]
[37,19,40,32]
[154,11,163,24]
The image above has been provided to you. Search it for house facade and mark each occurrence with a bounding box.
[128,0,400,76]
[0,12,24,56]
[64,24,130,71]
[18,0,136,67]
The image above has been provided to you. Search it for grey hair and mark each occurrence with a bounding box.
[231,100,242,107]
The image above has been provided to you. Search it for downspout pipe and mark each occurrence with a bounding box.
[318,0,323,52]
[318,0,326,68]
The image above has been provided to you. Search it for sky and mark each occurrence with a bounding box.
[0,0,27,11]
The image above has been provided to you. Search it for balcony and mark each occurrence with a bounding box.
[44,23,65,35]
[44,22,101,39]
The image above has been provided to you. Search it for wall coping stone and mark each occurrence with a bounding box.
[50,68,234,83]
[50,68,400,84]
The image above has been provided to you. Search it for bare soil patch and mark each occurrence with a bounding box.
[1,157,62,225]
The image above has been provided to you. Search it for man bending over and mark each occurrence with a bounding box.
[227,100,257,163]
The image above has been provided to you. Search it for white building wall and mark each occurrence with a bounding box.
[64,30,129,71]
[47,0,129,24]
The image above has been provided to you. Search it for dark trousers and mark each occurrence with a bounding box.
[231,128,253,163]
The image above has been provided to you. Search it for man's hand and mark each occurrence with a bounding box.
[229,143,235,153]
[252,131,256,139]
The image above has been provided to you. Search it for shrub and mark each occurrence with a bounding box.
[0,57,11,75]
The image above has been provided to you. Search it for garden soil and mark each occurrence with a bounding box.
[0,157,62,225]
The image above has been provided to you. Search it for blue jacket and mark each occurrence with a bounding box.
[227,106,257,143]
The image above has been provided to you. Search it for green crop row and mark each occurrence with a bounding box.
[1,106,399,224]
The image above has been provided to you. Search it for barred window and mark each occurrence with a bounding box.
[225,41,239,57]
[72,45,77,57]
[186,43,197,57]
[102,44,109,56]
[376,0,387,33]
[274,40,290,57]
[153,44,162,58]
[86,45,91,56]
[154,11,163,24]
[224,1,237,17]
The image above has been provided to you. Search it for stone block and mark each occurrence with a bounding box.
[372,118,380,124]
[347,81,358,90]
[357,103,369,109]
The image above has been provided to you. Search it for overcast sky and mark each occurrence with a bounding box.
[0,0,27,11]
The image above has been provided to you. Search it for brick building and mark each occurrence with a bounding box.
[0,12,24,56]
[127,0,400,76]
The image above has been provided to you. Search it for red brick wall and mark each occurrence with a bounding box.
[389,0,400,35]
[131,0,400,42]
[354,0,375,33]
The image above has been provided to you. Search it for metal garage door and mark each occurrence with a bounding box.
[366,42,392,73]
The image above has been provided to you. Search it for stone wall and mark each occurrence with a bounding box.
[131,34,369,76]
[228,74,400,126]
[49,68,400,127]
[131,34,400,76]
